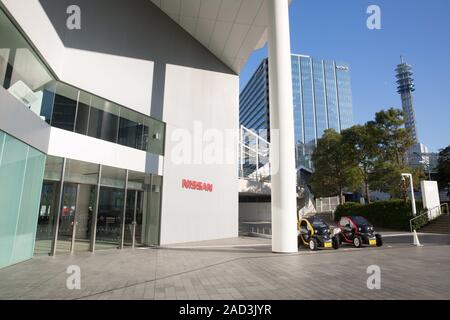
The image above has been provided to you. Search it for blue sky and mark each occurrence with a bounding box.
[239,0,450,152]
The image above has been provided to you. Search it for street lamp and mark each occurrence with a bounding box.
[401,173,417,216]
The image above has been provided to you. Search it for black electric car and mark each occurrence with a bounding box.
[298,216,340,251]
[338,216,383,248]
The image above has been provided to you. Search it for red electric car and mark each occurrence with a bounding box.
[338,216,383,248]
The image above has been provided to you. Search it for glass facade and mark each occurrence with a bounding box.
[312,60,328,138]
[323,61,340,132]
[0,8,165,156]
[0,129,46,269]
[240,59,270,140]
[1,8,167,266]
[47,82,166,155]
[299,56,316,147]
[34,157,163,256]
[335,62,353,131]
[291,56,303,145]
[239,55,354,170]
[0,8,55,123]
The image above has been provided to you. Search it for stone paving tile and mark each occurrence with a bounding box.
[0,236,450,300]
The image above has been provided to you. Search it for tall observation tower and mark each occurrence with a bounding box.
[396,56,418,142]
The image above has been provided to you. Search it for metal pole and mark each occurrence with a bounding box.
[256,133,259,181]
[70,184,81,255]
[120,170,129,249]
[240,126,244,177]
[132,191,138,248]
[50,158,66,257]
[409,175,417,216]
[89,164,102,253]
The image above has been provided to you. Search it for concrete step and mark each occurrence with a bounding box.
[421,214,450,234]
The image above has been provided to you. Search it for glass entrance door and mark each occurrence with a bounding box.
[35,181,60,255]
[73,184,96,252]
[123,190,144,248]
[56,183,77,254]
[134,191,144,247]
[123,190,136,247]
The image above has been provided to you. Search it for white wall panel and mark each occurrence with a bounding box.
[0,87,50,153]
[61,49,154,115]
[47,128,163,175]
[159,64,239,244]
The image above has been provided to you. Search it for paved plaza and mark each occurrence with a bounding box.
[0,233,449,300]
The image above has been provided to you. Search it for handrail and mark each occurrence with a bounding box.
[410,203,449,232]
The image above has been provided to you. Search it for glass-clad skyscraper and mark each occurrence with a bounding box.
[240,54,354,169]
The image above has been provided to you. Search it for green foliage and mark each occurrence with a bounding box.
[411,213,429,231]
[369,108,414,166]
[310,108,421,202]
[341,125,379,202]
[310,129,362,203]
[335,200,423,231]
[437,145,450,190]
[367,108,416,200]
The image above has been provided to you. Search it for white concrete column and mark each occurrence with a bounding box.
[267,0,298,253]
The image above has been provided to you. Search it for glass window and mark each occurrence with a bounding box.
[56,183,77,254]
[35,156,64,255]
[64,159,99,186]
[100,165,126,189]
[300,57,316,146]
[124,171,146,247]
[74,92,91,135]
[0,9,55,119]
[118,107,144,150]
[143,175,162,246]
[0,130,46,268]
[39,83,57,124]
[51,83,79,131]
[145,118,165,155]
[324,61,340,132]
[88,98,120,143]
[313,60,328,138]
[0,133,27,267]
[95,166,126,250]
[336,62,353,131]
[64,159,99,252]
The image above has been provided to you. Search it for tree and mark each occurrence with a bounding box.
[436,146,450,191]
[342,124,378,203]
[310,129,362,204]
[369,161,424,199]
[368,108,415,201]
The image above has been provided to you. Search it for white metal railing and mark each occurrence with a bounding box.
[316,196,342,213]
[239,125,271,182]
[238,125,315,182]
[410,203,450,232]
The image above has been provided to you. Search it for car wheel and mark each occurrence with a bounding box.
[353,236,362,248]
[309,238,318,251]
[332,236,340,250]
[376,234,383,247]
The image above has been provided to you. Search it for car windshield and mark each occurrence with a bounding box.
[311,218,328,229]
[352,216,370,226]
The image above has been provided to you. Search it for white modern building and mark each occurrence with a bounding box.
[0,0,298,269]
